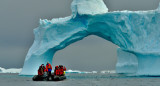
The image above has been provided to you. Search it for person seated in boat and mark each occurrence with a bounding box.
[54,65,66,76]
[59,65,67,76]
[38,64,46,76]
[46,62,52,76]
[54,66,60,76]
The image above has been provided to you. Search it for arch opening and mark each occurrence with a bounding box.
[53,35,118,72]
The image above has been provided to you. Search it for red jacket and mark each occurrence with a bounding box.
[59,67,64,75]
[54,66,59,75]
[38,70,43,75]
[46,63,52,72]
[38,65,45,75]
[54,69,60,75]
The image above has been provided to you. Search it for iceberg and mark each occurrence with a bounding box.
[0,67,22,73]
[20,0,160,75]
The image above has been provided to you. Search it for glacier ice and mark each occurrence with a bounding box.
[20,0,160,75]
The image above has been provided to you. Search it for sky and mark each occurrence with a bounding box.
[0,0,160,71]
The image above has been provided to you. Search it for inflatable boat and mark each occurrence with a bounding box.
[32,75,66,81]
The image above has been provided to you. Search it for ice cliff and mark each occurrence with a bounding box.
[20,0,160,75]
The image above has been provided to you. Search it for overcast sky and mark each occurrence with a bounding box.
[0,0,160,71]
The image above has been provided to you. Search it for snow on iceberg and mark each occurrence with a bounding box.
[20,0,160,75]
[0,67,22,73]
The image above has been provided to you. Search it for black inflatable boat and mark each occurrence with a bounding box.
[32,75,66,81]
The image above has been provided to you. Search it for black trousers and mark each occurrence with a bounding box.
[48,71,51,76]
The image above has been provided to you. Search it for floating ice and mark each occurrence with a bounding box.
[100,70,116,74]
[0,67,22,73]
[66,70,97,74]
[20,0,160,75]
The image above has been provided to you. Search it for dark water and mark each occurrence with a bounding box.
[0,73,160,86]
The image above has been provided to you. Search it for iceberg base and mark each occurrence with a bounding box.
[116,48,160,75]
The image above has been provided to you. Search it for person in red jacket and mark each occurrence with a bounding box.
[54,66,60,76]
[38,64,46,76]
[46,62,52,76]
[38,68,43,76]
[59,65,64,76]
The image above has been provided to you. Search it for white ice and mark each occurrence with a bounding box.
[0,67,22,73]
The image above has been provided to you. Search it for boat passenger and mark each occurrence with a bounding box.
[59,65,64,76]
[46,62,52,76]
[38,64,46,76]
[54,66,60,76]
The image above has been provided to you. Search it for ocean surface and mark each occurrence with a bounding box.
[1,73,160,86]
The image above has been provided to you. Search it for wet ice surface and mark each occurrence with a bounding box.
[1,73,160,86]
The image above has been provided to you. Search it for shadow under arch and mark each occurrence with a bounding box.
[53,35,118,71]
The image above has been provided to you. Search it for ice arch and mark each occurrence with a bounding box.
[21,0,160,75]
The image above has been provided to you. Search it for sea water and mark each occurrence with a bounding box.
[1,73,160,86]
